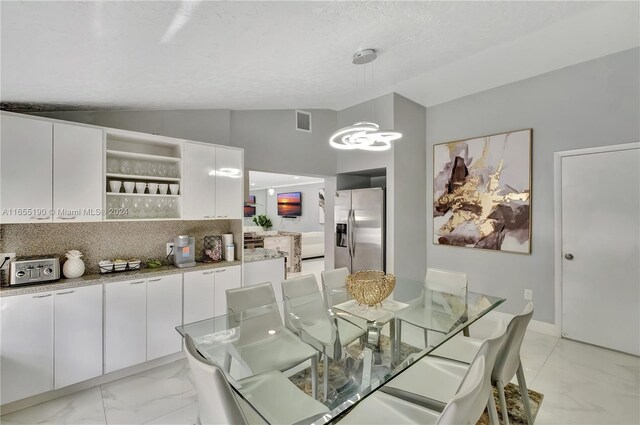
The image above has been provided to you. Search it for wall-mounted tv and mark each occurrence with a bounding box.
[244,195,256,217]
[277,192,302,217]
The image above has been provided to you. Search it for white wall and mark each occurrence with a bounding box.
[231,109,337,177]
[425,48,640,324]
[248,182,325,233]
[33,109,232,145]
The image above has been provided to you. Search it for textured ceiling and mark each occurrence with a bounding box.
[250,171,323,191]
[1,1,637,111]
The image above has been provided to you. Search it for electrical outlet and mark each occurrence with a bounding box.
[166,243,174,256]
[0,253,16,271]
[524,289,533,301]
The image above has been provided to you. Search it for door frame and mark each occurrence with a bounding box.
[553,142,640,338]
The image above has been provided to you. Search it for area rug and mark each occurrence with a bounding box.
[289,336,543,425]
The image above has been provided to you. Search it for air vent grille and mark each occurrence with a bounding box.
[296,110,312,132]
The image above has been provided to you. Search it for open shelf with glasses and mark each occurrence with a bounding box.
[105,128,183,220]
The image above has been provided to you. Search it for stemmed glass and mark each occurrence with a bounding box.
[148,162,159,176]
[144,197,156,218]
[131,197,143,219]
[107,158,120,173]
[158,163,168,177]
[133,160,145,176]
[120,159,132,175]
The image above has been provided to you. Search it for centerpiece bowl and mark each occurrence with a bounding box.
[346,270,395,307]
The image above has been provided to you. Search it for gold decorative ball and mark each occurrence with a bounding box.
[346,270,395,307]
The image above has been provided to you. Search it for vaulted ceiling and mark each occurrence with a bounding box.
[1,1,637,111]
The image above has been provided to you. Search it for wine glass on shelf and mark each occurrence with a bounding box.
[131,197,142,219]
[107,197,118,219]
[148,162,159,176]
[107,158,120,174]
[144,197,155,218]
[120,159,132,175]
[168,163,179,178]
[158,163,168,177]
[133,160,145,176]
[120,197,132,219]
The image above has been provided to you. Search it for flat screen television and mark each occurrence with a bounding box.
[244,195,256,217]
[277,192,302,217]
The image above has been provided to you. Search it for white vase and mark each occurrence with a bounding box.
[63,250,85,278]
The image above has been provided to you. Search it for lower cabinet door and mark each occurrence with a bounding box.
[183,270,215,324]
[213,266,242,316]
[54,285,103,389]
[0,292,54,404]
[147,275,183,360]
[105,279,147,373]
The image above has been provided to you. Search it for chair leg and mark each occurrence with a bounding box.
[487,392,500,425]
[423,329,429,348]
[517,362,534,424]
[311,354,318,400]
[323,355,329,402]
[497,380,509,425]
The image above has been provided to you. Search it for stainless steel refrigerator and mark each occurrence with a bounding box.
[334,188,385,272]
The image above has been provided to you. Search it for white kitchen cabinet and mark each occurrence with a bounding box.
[183,142,216,219]
[213,266,242,316]
[214,147,243,219]
[184,265,241,323]
[54,285,103,389]
[147,274,183,361]
[105,279,147,373]
[0,115,53,223]
[183,269,215,323]
[53,123,103,222]
[0,292,54,404]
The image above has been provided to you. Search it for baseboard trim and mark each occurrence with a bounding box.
[0,351,185,415]
[481,311,561,337]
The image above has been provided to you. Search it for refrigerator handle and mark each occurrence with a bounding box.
[349,209,356,257]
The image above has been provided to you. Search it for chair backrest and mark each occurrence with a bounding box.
[425,268,468,296]
[493,302,534,383]
[321,267,351,306]
[226,282,284,347]
[184,335,248,425]
[437,355,487,425]
[281,274,329,335]
[452,317,507,421]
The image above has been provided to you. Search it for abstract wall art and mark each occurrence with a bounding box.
[433,129,532,254]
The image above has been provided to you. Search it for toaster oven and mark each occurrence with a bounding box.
[9,255,61,286]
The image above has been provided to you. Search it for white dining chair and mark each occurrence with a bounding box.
[225,282,321,399]
[282,274,365,400]
[395,268,468,348]
[340,354,490,425]
[380,318,507,425]
[320,267,351,307]
[185,334,329,425]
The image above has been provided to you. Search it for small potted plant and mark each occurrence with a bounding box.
[253,214,273,231]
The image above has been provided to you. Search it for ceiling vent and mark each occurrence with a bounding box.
[295,110,312,132]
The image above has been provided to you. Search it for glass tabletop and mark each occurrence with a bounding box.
[176,277,505,425]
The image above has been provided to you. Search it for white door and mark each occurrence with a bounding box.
[54,285,103,389]
[561,146,640,355]
[53,123,103,222]
[147,275,183,360]
[105,279,147,373]
[0,292,54,404]
[183,142,216,219]
[215,147,243,219]
[184,269,215,323]
[0,115,53,223]
[213,266,242,316]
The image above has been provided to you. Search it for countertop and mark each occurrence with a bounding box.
[243,248,284,263]
[0,260,242,298]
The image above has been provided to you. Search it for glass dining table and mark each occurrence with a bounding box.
[176,277,505,424]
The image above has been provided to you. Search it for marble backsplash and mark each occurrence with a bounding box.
[0,220,243,281]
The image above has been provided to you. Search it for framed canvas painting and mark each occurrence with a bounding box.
[433,129,532,254]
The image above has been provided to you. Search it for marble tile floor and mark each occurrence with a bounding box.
[2,329,637,425]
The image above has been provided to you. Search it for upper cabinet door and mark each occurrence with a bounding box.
[53,123,103,222]
[183,142,216,220]
[215,147,243,219]
[0,115,53,223]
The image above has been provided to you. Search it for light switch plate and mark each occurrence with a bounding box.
[524,289,533,301]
